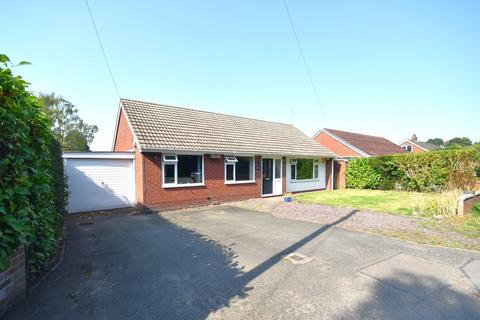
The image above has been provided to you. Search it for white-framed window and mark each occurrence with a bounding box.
[162,154,204,187]
[402,145,412,152]
[290,158,320,181]
[313,159,319,179]
[225,156,255,183]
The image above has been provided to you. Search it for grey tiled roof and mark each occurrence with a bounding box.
[408,140,439,151]
[121,99,336,157]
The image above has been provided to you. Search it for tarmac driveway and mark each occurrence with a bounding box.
[5,206,480,319]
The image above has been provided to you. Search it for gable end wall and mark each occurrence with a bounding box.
[315,132,362,157]
[113,108,134,151]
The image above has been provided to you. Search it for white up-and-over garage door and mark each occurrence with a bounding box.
[63,152,135,213]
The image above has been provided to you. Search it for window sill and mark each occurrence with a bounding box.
[162,183,205,189]
[289,179,320,183]
[225,180,256,185]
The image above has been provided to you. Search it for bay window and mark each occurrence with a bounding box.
[290,158,320,180]
[162,154,204,186]
[225,156,254,183]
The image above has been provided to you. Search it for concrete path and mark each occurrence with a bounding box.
[5,206,480,319]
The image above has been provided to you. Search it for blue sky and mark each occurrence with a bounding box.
[4,0,479,150]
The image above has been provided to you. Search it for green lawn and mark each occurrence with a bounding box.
[295,189,433,215]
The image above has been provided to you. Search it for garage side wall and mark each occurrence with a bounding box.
[142,153,262,208]
[135,148,144,205]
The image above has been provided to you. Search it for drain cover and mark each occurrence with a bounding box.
[284,252,314,265]
[79,221,93,226]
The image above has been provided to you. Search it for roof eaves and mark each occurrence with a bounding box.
[321,129,370,157]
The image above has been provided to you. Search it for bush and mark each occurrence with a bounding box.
[49,139,67,217]
[0,55,64,281]
[346,148,479,192]
[345,158,381,189]
[472,203,480,216]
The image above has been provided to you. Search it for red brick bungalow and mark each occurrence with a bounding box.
[113,99,336,209]
[313,128,405,189]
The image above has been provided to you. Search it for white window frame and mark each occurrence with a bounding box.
[224,155,255,184]
[225,156,238,163]
[402,145,412,152]
[290,158,321,182]
[162,154,205,188]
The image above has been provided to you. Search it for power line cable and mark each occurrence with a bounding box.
[281,0,328,124]
[84,0,121,99]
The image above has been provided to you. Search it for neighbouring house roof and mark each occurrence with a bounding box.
[119,99,336,157]
[316,128,406,157]
[401,139,439,151]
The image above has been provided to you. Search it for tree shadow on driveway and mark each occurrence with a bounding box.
[9,207,478,319]
[5,207,358,320]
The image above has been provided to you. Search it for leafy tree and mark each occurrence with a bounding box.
[426,138,444,146]
[37,93,98,151]
[444,137,473,149]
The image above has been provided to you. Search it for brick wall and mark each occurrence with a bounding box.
[113,108,134,151]
[458,191,480,216]
[135,147,145,204]
[400,142,425,153]
[334,160,347,189]
[0,246,26,317]
[142,153,262,208]
[326,159,333,190]
[315,131,362,157]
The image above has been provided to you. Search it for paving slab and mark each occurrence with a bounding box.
[463,259,480,291]
[360,253,468,300]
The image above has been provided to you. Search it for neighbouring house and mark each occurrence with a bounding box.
[113,99,336,209]
[399,134,439,153]
[313,128,405,189]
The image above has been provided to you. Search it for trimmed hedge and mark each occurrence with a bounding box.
[0,55,64,282]
[346,147,479,192]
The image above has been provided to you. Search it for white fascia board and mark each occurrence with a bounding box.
[62,152,135,159]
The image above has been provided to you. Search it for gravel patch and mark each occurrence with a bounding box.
[231,198,480,251]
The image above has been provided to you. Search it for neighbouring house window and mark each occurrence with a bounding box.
[290,158,319,180]
[403,145,412,152]
[225,156,254,182]
[162,154,203,186]
[275,159,281,179]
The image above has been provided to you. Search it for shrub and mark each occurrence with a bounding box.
[0,54,64,281]
[346,147,479,192]
[472,203,480,216]
[50,139,67,217]
[345,158,381,189]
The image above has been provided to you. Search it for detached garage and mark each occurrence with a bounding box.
[63,152,135,213]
